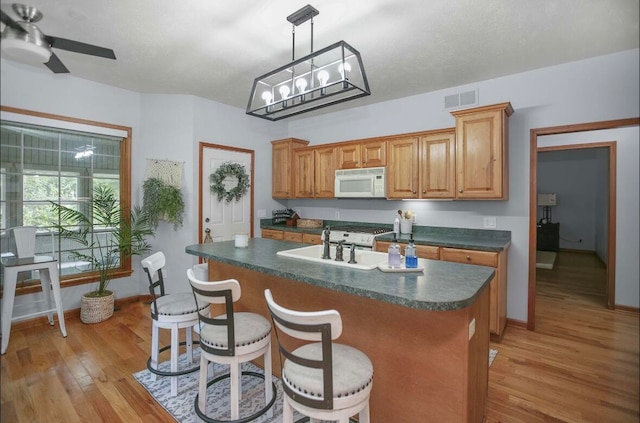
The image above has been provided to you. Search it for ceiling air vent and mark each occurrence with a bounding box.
[444,89,478,109]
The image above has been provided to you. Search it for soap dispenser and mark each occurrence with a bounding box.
[387,234,401,268]
[405,234,418,268]
[393,212,400,236]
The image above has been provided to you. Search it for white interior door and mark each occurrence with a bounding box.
[200,144,253,243]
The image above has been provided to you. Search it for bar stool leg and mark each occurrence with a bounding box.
[171,325,179,396]
[230,359,240,419]
[1,268,18,355]
[265,344,273,418]
[186,327,193,364]
[150,323,159,381]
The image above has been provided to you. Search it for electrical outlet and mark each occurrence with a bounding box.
[483,216,497,229]
[257,209,266,218]
[335,211,340,220]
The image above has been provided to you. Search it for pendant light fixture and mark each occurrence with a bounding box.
[246,4,370,121]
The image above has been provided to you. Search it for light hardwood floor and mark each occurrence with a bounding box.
[487,251,639,423]
[1,251,638,422]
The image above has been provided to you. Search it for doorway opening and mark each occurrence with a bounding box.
[527,118,638,331]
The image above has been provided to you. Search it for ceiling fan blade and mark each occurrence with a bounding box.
[45,52,69,73]
[1,9,27,34]
[47,36,116,60]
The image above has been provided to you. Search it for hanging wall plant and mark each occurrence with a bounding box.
[210,162,250,203]
[142,177,185,229]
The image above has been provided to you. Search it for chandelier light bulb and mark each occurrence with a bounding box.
[317,70,330,95]
[295,78,308,101]
[261,91,273,112]
[339,62,352,88]
[279,85,291,107]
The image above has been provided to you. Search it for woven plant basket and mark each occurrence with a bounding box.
[80,290,115,324]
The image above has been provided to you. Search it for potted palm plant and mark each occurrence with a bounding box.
[50,185,155,323]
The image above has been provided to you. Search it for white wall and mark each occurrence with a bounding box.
[1,48,638,321]
[285,49,640,315]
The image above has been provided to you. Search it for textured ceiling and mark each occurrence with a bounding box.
[1,0,638,118]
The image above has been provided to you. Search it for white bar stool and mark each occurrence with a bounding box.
[1,227,67,355]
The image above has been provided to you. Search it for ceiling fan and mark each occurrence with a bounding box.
[0,3,116,73]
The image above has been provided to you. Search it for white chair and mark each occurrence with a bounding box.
[264,289,374,423]
[187,268,276,422]
[1,226,67,355]
[141,251,206,396]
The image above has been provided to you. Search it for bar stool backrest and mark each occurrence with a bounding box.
[264,289,343,409]
[141,251,168,319]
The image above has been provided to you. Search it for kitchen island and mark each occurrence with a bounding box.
[186,238,495,422]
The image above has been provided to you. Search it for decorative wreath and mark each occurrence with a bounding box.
[210,162,250,203]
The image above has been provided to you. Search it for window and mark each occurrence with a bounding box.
[0,107,132,293]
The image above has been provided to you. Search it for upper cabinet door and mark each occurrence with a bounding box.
[337,143,361,169]
[314,146,336,198]
[452,102,512,200]
[419,130,456,199]
[361,140,386,168]
[272,138,309,199]
[387,136,419,199]
[294,148,315,198]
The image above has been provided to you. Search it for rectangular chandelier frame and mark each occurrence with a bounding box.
[246,39,370,121]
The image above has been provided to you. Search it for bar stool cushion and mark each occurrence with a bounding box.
[155,293,207,316]
[200,312,271,349]
[284,343,373,399]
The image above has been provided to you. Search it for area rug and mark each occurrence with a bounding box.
[133,350,292,422]
[135,349,500,422]
[536,250,557,269]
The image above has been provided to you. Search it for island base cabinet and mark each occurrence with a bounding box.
[208,261,490,423]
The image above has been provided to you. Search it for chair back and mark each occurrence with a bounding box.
[12,227,37,258]
[141,251,167,318]
[186,268,241,357]
[264,289,343,409]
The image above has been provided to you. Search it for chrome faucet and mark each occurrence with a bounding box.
[335,241,345,262]
[322,226,331,259]
[348,243,358,264]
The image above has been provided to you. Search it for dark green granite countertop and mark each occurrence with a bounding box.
[260,219,510,252]
[186,238,495,312]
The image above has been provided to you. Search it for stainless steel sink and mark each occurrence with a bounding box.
[276,245,387,270]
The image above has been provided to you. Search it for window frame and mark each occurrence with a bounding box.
[0,106,132,296]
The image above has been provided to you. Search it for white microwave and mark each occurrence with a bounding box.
[334,167,386,198]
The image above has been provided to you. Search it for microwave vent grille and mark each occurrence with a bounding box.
[335,166,385,177]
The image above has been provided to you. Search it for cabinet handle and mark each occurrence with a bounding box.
[466,255,471,261]
[458,189,463,193]
[422,190,426,194]
[413,190,416,194]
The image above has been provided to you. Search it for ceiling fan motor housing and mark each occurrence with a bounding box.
[1,21,52,65]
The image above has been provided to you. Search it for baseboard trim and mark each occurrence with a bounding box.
[8,294,146,331]
[506,318,528,329]
[615,304,639,313]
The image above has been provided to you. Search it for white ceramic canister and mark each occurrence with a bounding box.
[234,233,249,248]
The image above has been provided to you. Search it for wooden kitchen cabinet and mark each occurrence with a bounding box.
[374,242,508,338]
[302,233,322,245]
[261,228,284,240]
[261,229,322,245]
[441,247,508,338]
[450,102,513,199]
[272,138,309,199]
[376,241,440,260]
[386,136,419,199]
[283,231,303,243]
[419,129,456,199]
[337,139,386,169]
[294,145,336,198]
